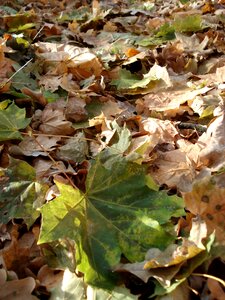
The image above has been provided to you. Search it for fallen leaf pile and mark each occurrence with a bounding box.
[1,0,225,299]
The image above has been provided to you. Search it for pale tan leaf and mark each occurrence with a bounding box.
[199,112,225,169]
[0,277,37,300]
[183,175,225,243]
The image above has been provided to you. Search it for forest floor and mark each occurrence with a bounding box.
[1,0,225,299]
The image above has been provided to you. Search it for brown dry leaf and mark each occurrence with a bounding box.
[10,135,60,157]
[21,88,47,106]
[39,100,75,135]
[159,41,187,74]
[175,33,210,57]
[100,99,124,119]
[1,228,41,278]
[35,42,102,80]
[65,95,88,122]
[198,110,225,170]
[140,118,178,148]
[0,44,14,90]
[207,278,225,300]
[0,277,38,300]
[39,74,80,93]
[37,264,63,290]
[39,75,64,93]
[150,148,197,192]
[141,86,212,114]
[183,175,225,243]
[34,158,75,180]
[115,261,181,286]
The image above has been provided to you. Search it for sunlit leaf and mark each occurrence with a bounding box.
[39,151,184,288]
[111,65,171,92]
[173,15,204,33]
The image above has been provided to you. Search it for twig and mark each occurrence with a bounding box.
[177,122,207,133]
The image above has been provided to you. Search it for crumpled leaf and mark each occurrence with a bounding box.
[115,217,207,287]
[0,224,43,280]
[0,102,31,141]
[0,158,47,226]
[35,42,102,80]
[39,152,184,288]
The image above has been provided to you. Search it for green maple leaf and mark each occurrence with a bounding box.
[0,102,31,141]
[0,158,47,226]
[39,153,184,289]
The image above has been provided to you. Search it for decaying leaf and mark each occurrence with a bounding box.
[0,102,31,141]
[0,158,47,226]
[183,175,225,243]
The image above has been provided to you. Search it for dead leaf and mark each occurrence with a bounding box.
[150,149,197,192]
[10,135,60,157]
[37,264,63,290]
[39,100,75,135]
[65,95,88,122]
[198,111,225,169]
[183,175,225,243]
[0,277,38,300]
[207,278,225,300]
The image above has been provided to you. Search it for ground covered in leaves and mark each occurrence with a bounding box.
[1,0,225,299]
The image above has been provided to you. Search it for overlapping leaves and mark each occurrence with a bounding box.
[39,151,184,288]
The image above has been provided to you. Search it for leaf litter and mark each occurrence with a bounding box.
[1,0,225,299]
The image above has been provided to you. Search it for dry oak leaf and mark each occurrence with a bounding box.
[183,176,225,243]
